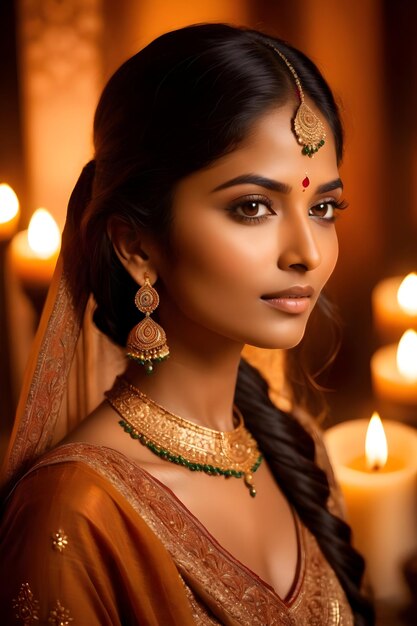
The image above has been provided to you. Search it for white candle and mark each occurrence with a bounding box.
[0,184,20,242]
[373,274,417,341]
[10,208,61,288]
[325,416,417,601]
[371,330,417,405]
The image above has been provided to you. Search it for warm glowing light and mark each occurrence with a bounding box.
[0,183,20,224]
[397,273,417,315]
[396,330,417,380]
[27,209,61,258]
[365,412,388,470]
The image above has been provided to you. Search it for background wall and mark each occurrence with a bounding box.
[1,0,416,430]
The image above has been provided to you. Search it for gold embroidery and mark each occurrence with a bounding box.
[330,598,341,625]
[52,530,68,553]
[48,600,74,625]
[31,443,354,626]
[12,582,40,625]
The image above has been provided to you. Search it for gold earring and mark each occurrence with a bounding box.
[126,274,169,374]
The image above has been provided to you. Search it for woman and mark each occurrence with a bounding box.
[0,23,374,625]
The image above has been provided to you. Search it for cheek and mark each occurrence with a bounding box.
[325,230,339,276]
[166,216,264,289]
[165,238,248,302]
[316,228,339,290]
[156,219,266,333]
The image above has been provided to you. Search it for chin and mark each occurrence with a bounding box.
[256,318,309,350]
[246,329,307,351]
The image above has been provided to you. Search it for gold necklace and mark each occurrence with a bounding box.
[105,376,262,497]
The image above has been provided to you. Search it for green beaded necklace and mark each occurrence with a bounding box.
[106,376,263,497]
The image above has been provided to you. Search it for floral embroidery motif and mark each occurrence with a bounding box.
[48,600,74,625]
[12,582,40,624]
[52,530,68,553]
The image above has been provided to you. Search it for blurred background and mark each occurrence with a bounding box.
[1,0,417,453]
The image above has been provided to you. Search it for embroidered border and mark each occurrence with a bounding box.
[30,443,353,626]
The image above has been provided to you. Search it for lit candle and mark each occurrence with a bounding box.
[373,274,417,341]
[325,415,417,601]
[10,208,61,287]
[0,184,20,241]
[371,330,417,404]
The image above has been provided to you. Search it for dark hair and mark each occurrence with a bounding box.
[72,23,373,625]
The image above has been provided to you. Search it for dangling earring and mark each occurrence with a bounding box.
[126,273,169,375]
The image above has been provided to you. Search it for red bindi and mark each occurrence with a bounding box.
[302,176,310,191]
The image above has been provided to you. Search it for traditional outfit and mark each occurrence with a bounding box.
[1,437,352,625]
[0,165,353,625]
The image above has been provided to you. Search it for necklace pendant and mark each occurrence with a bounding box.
[244,472,257,498]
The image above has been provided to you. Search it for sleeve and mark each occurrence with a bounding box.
[0,461,195,626]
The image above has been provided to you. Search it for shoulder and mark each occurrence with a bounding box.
[291,406,346,518]
[0,447,191,625]
[61,399,157,468]
[1,452,123,545]
[1,444,155,543]
[0,442,178,577]
[291,404,327,456]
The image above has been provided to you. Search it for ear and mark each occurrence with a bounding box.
[108,217,158,286]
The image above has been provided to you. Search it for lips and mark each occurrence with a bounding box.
[261,285,314,299]
[261,286,314,314]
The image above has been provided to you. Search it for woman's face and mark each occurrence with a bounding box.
[152,103,342,350]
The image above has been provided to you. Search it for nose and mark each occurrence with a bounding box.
[277,212,321,272]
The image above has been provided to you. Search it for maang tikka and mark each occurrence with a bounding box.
[126,274,169,374]
[271,46,326,157]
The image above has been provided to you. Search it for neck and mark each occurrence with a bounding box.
[125,334,243,432]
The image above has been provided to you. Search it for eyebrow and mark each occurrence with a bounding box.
[212,174,343,194]
[212,174,291,194]
[316,178,344,193]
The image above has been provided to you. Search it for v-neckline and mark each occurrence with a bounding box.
[152,475,306,606]
[33,441,306,607]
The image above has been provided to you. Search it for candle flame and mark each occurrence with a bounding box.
[28,209,61,258]
[365,412,388,470]
[396,329,417,380]
[0,183,20,224]
[397,272,417,315]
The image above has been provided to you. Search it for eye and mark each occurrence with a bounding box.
[309,199,347,222]
[235,200,271,218]
[227,195,274,224]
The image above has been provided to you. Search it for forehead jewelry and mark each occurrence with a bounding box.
[271,46,326,157]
